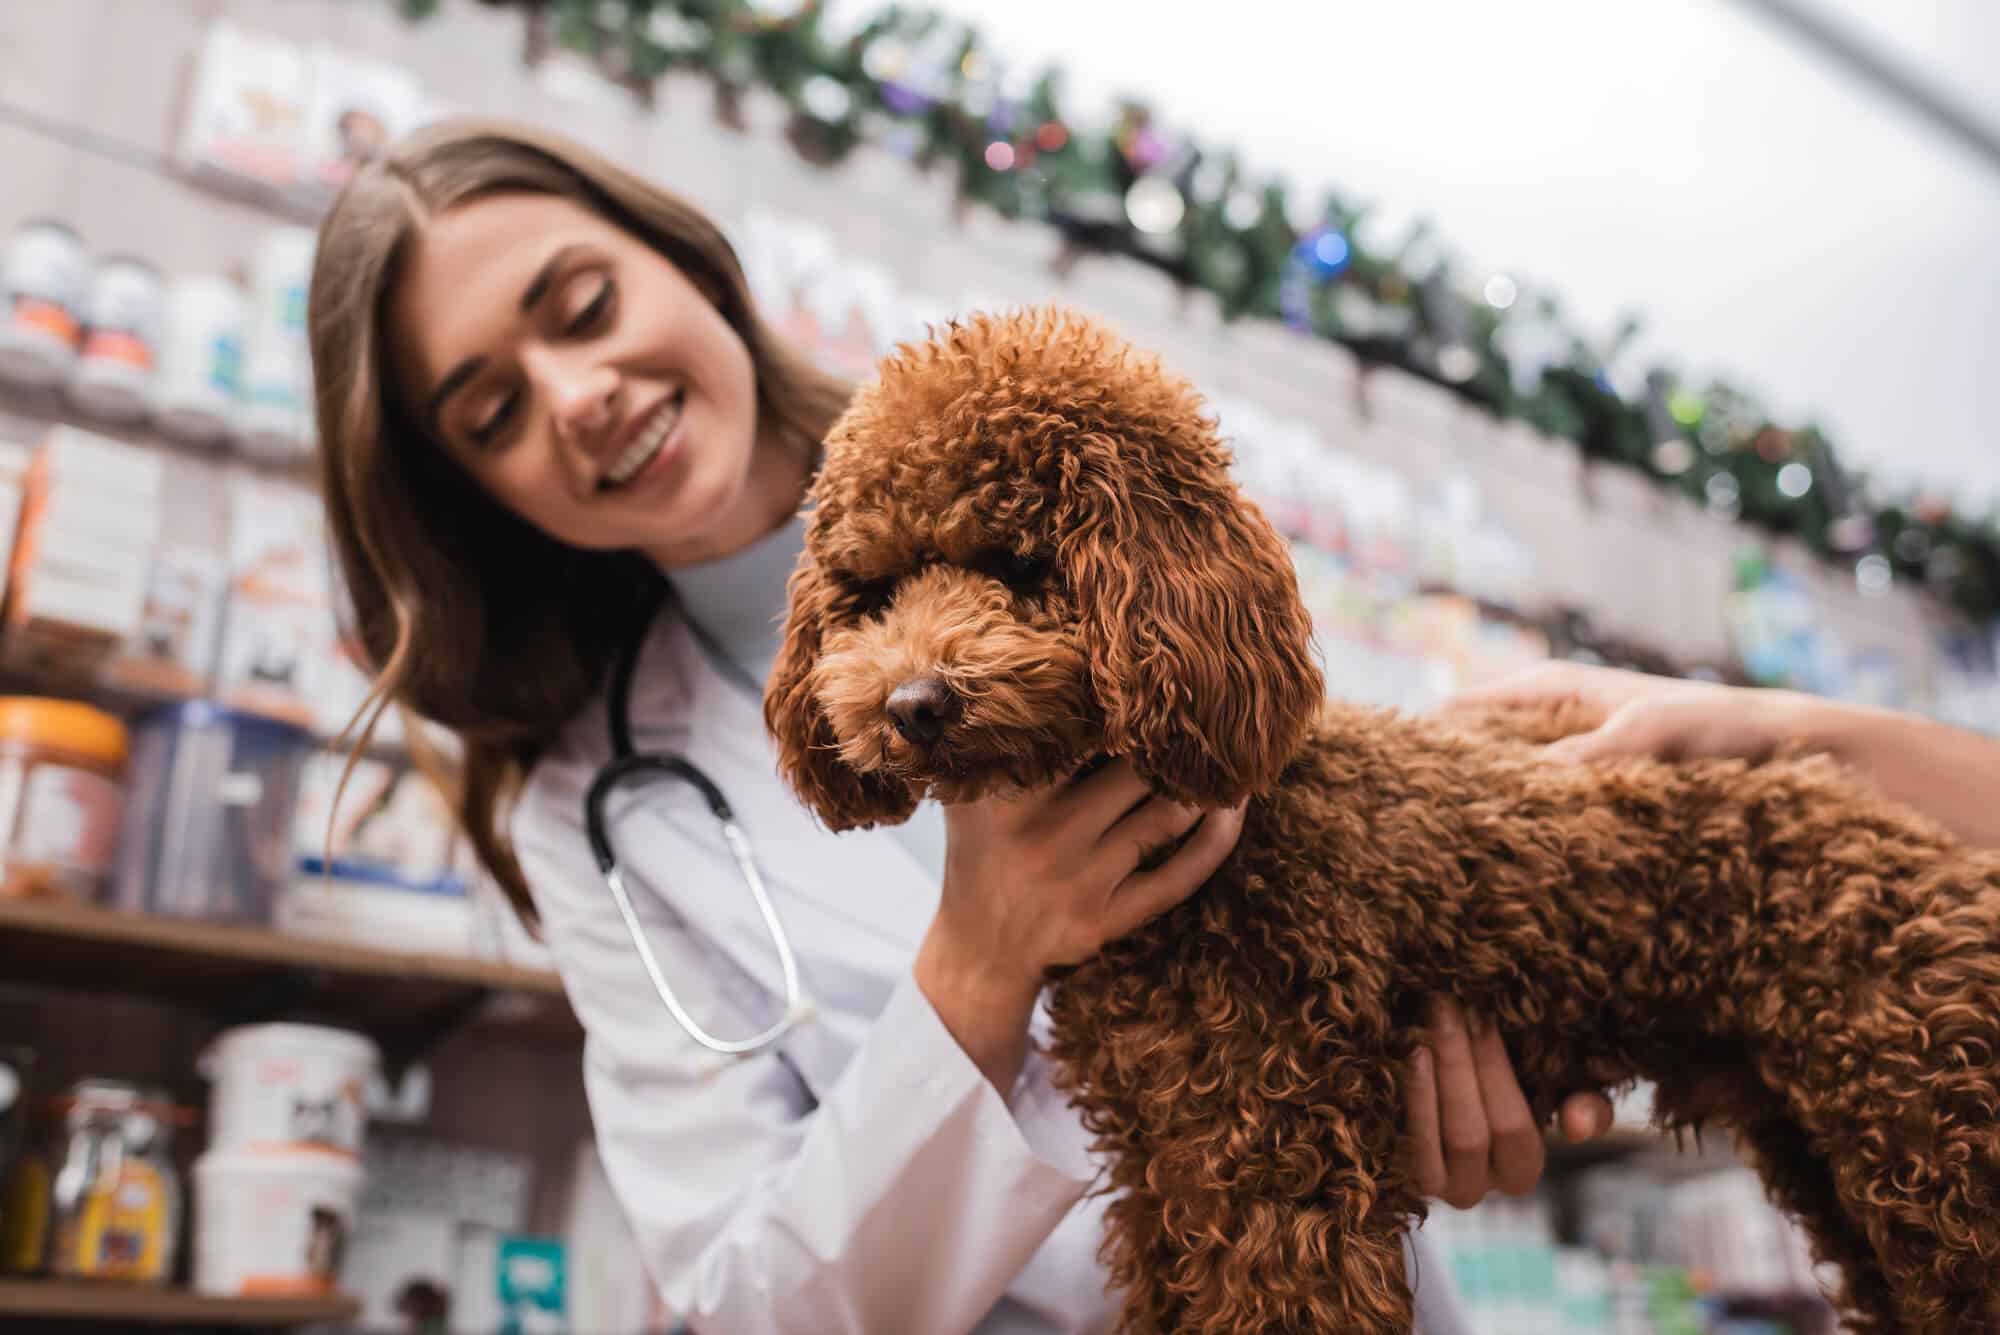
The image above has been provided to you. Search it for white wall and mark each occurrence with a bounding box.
[913,0,2000,503]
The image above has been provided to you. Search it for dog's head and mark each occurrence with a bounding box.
[764,308,1324,829]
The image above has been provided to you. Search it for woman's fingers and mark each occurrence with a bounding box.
[1471,1018,1544,1196]
[1558,1091,1616,1143]
[1101,803,1245,940]
[1426,998,1493,1209]
[1403,1045,1450,1199]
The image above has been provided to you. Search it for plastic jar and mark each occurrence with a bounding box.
[0,698,129,903]
[192,1147,361,1297]
[110,700,312,923]
[198,1022,378,1157]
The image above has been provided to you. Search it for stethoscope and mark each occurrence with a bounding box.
[582,609,812,1057]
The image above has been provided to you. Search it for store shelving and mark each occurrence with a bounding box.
[0,1278,358,1328]
[0,896,579,1062]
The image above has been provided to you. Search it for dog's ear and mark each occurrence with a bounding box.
[1064,447,1324,805]
[763,549,920,830]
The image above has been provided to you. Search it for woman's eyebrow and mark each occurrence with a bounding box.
[425,243,590,434]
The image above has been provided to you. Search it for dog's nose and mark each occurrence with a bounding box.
[885,676,959,746]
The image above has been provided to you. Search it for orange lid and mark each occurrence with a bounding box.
[0,697,128,767]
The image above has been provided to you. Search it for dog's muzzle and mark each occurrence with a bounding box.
[885,676,959,747]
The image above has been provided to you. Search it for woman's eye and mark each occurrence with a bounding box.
[563,277,615,336]
[469,389,519,446]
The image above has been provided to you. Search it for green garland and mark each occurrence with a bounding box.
[401,0,2000,624]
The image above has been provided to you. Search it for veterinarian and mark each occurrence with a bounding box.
[308,119,1601,1334]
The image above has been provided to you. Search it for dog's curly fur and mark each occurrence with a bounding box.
[764,308,2000,1334]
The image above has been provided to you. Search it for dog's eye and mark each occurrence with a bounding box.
[974,550,1053,594]
[847,577,895,618]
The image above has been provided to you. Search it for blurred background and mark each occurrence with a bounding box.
[0,1,1992,1331]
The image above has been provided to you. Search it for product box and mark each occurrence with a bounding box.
[494,1236,567,1335]
[295,45,427,205]
[2,428,161,673]
[102,546,228,698]
[179,23,313,195]
[214,477,332,729]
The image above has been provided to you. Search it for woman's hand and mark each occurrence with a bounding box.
[1402,997,1613,1208]
[1446,660,1822,766]
[1407,662,1813,1208]
[917,757,1247,1092]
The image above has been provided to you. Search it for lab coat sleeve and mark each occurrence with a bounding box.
[514,789,1100,1335]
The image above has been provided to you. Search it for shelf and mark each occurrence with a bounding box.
[1545,1121,1747,1180]
[0,1278,358,1328]
[0,897,579,1051]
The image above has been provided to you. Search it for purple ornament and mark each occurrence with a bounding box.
[878,82,932,117]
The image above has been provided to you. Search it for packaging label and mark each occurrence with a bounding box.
[15,764,123,877]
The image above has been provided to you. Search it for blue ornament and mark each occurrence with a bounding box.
[1292,226,1351,279]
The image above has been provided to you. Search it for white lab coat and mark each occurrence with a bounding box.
[511,610,1469,1334]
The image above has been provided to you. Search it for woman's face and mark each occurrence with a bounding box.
[387,191,762,567]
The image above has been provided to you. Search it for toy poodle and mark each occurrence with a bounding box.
[764,307,2000,1334]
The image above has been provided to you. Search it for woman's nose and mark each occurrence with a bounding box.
[531,346,619,450]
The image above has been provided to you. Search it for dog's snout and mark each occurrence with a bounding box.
[885,676,959,746]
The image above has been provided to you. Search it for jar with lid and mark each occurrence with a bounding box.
[29,1080,188,1283]
[0,698,130,903]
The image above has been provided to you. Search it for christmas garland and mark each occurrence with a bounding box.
[402,0,1999,623]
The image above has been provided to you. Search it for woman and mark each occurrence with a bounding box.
[308,118,1586,1334]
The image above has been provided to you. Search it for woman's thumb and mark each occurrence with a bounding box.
[1545,725,1616,764]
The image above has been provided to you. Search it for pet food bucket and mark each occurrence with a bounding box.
[191,1147,361,1296]
[198,1023,377,1157]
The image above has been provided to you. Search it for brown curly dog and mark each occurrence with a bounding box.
[764,307,2000,1334]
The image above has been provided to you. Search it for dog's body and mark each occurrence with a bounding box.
[765,309,2000,1333]
[1053,703,2000,1333]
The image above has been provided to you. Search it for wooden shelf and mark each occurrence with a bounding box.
[0,897,579,1051]
[0,1278,358,1327]
[1545,1121,1747,1180]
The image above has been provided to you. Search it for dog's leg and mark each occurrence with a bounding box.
[1726,1109,1901,1335]
[1048,939,1420,1334]
[1794,877,2000,1335]
[1076,1061,1418,1334]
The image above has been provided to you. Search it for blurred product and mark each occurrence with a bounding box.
[67,255,165,425]
[44,1079,186,1284]
[0,1046,31,1181]
[151,273,247,445]
[298,43,427,201]
[178,23,312,195]
[192,1146,361,1297]
[215,476,331,727]
[495,1235,568,1335]
[0,219,88,389]
[113,700,312,922]
[199,1021,377,1157]
[280,755,470,954]
[102,545,229,699]
[1,427,163,675]
[0,696,129,903]
[237,226,317,461]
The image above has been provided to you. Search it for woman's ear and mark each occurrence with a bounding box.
[1065,479,1324,805]
[764,551,920,830]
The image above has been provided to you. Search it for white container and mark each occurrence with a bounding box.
[199,1022,379,1156]
[152,275,247,445]
[0,219,88,389]
[237,227,316,462]
[69,255,165,424]
[192,1147,362,1297]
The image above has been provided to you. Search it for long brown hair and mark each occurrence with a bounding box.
[308,118,852,924]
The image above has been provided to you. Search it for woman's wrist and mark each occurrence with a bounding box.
[1786,692,1893,767]
[913,922,1042,1093]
